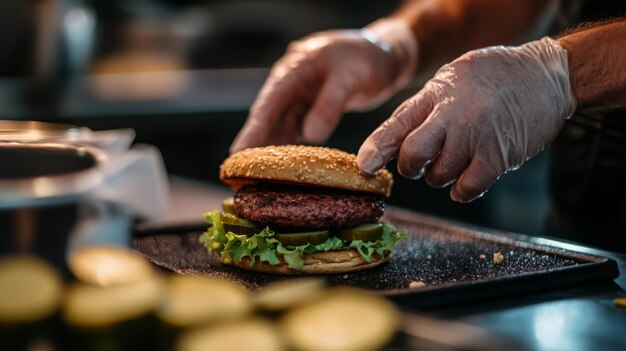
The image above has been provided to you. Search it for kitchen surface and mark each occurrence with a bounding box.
[158,179,625,351]
[0,1,625,350]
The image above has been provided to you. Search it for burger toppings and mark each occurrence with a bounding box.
[274,230,331,246]
[234,183,384,229]
[222,197,236,215]
[220,212,260,236]
[336,223,384,242]
[200,210,405,271]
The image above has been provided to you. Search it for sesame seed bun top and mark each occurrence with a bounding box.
[220,145,393,197]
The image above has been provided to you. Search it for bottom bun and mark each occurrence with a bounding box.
[223,249,390,275]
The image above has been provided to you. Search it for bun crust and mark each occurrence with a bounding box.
[223,249,390,275]
[220,145,393,197]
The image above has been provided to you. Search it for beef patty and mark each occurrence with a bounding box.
[233,183,384,229]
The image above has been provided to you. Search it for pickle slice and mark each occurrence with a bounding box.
[69,246,155,287]
[157,275,251,328]
[254,279,325,312]
[337,223,383,242]
[177,319,284,351]
[281,287,398,351]
[275,230,330,246]
[63,276,163,328]
[222,197,237,215]
[0,256,64,324]
[220,212,259,236]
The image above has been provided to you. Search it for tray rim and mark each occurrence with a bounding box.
[133,207,621,308]
[380,207,620,304]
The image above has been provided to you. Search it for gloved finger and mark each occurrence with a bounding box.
[357,92,435,175]
[230,85,301,152]
[423,138,471,188]
[301,76,354,144]
[450,156,501,203]
[396,114,446,179]
[230,61,315,153]
[267,102,307,145]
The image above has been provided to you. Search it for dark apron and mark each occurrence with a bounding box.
[545,1,626,252]
[547,112,626,252]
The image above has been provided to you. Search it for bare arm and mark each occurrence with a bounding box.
[231,0,554,151]
[557,19,626,112]
[392,0,552,73]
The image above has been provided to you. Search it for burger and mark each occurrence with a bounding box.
[200,145,406,274]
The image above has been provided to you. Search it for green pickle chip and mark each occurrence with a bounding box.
[222,197,237,215]
[336,223,383,242]
[275,230,331,246]
[220,212,259,236]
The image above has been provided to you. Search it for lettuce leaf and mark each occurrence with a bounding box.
[200,210,407,270]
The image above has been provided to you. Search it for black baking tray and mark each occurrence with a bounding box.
[133,207,620,309]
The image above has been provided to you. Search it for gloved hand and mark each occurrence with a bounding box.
[357,37,577,203]
[230,18,418,153]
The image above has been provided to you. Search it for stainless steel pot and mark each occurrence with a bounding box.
[0,123,168,276]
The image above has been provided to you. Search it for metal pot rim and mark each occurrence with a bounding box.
[0,142,109,208]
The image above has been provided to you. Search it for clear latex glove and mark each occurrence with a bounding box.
[357,37,577,203]
[230,18,417,153]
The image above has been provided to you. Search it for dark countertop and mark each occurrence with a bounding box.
[161,177,626,351]
[432,248,626,351]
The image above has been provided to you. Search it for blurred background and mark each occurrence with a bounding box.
[0,0,552,235]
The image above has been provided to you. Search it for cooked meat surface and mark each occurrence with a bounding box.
[234,183,384,229]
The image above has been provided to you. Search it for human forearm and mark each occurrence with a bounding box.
[557,19,626,112]
[391,0,552,73]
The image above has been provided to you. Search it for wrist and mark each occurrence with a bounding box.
[520,37,577,119]
[557,20,626,112]
[363,18,419,93]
